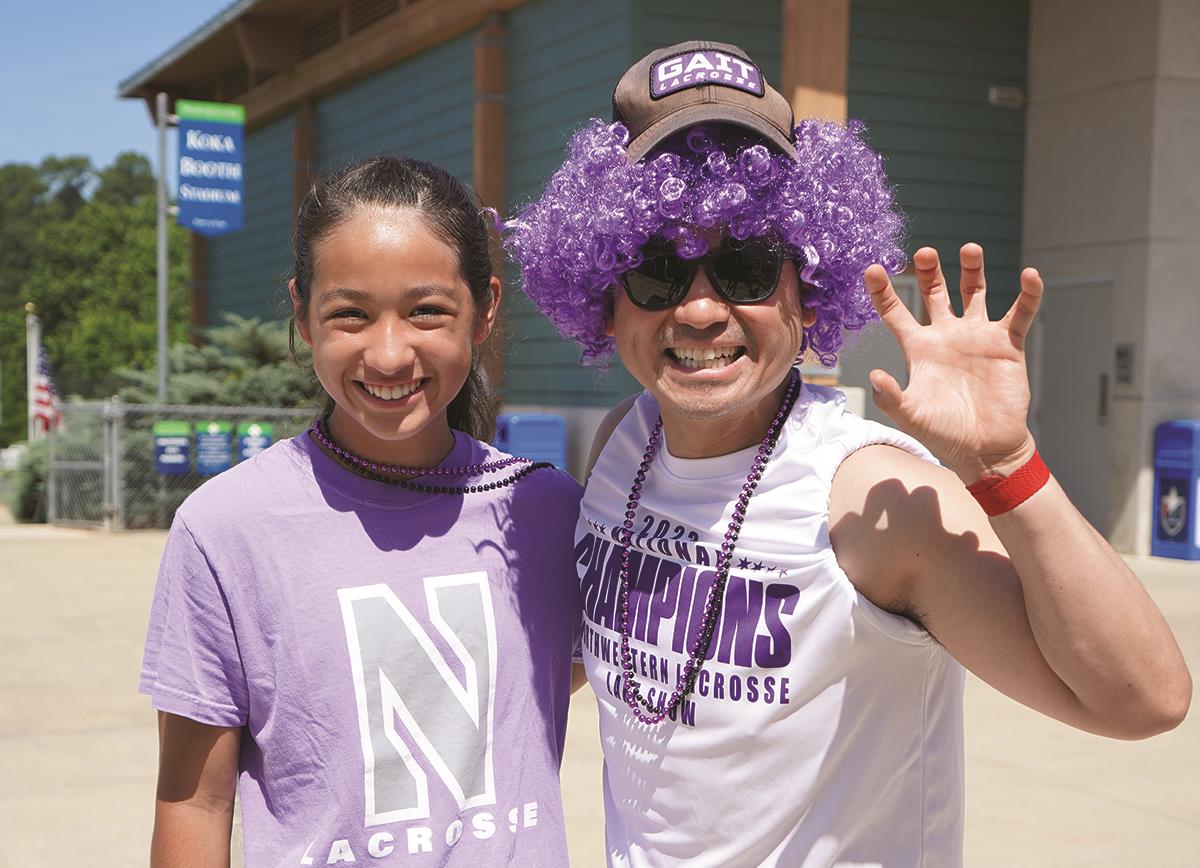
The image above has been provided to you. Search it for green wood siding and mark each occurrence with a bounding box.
[848,0,1029,314]
[503,0,640,407]
[206,113,295,321]
[314,30,477,181]
[638,0,781,82]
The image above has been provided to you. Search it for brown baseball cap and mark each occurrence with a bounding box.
[612,40,797,162]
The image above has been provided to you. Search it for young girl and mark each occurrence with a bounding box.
[140,156,583,867]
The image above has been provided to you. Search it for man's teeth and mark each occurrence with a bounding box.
[669,347,741,369]
[364,381,421,400]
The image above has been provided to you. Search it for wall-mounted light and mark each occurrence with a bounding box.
[988,85,1026,109]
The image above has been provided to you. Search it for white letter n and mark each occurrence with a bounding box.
[339,574,498,826]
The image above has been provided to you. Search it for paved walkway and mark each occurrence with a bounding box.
[0,522,1196,866]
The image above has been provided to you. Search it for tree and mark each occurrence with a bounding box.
[93,151,155,207]
[0,163,50,304]
[0,152,188,445]
[116,313,318,408]
[29,192,189,397]
[0,160,57,446]
[38,156,93,220]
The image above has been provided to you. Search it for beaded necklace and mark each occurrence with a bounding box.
[616,369,801,724]
[309,417,553,494]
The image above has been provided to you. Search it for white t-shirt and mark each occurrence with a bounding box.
[577,380,965,868]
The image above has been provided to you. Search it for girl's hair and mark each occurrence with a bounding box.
[290,155,498,441]
[503,119,907,366]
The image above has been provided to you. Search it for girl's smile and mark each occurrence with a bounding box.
[358,377,428,402]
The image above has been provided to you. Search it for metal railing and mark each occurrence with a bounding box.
[47,400,312,530]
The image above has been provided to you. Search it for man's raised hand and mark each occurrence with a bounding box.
[862,243,1044,483]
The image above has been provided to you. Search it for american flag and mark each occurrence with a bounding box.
[29,326,62,437]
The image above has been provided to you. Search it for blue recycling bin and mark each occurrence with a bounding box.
[1151,419,1200,560]
[494,413,568,471]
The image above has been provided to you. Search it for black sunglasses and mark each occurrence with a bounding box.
[620,237,786,311]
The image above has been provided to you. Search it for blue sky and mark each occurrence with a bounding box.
[1,1,233,170]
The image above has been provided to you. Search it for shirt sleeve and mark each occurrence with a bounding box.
[139,514,250,727]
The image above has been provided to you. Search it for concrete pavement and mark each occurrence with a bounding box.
[0,517,1196,867]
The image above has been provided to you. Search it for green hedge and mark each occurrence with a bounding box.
[6,440,49,522]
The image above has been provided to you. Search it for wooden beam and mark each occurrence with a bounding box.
[473,13,507,394]
[241,0,527,130]
[293,100,317,216]
[234,15,302,76]
[780,0,849,123]
[473,13,506,210]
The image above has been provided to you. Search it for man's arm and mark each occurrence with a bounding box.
[151,712,241,867]
[839,243,1191,739]
[831,445,1191,739]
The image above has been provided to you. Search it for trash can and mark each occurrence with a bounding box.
[1151,419,1200,560]
[494,413,568,472]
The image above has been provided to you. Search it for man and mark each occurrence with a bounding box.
[508,41,1190,867]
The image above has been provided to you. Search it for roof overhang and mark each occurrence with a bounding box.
[118,0,525,130]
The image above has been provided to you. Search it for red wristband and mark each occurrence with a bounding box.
[966,451,1050,516]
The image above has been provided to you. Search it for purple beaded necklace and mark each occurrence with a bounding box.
[310,417,549,493]
[616,368,801,725]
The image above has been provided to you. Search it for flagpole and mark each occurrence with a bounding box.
[25,302,37,442]
[156,91,170,404]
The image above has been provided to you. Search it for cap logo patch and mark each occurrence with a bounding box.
[650,50,763,100]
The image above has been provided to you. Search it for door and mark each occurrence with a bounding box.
[1033,279,1114,533]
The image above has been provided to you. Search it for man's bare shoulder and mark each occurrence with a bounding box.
[828,442,984,614]
[586,393,641,480]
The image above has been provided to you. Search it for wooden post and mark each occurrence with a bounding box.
[780,0,849,123]
[781,0,850,382]
[473,13,506,210]
[473,13,507,396]
[293,100,317,216]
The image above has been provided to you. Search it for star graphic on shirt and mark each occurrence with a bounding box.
[752,560,765,571]
[737,557,751,570]
[597,522,608,535]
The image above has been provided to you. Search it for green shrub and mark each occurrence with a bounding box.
[7,439,49,522]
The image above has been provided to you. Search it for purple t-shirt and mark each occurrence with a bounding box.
[140,431,583,867]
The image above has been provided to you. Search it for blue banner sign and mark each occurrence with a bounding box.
[154,420,190,475]
[176,99,245,237]
[237,421,273,462]
[195,421,233,475]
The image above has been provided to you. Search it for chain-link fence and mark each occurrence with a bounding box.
[47,401,312,530]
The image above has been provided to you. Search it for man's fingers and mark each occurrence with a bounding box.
[1001,267,1044,343]
[913,247,954,322]
[958,242,988,319]
[864,264,918,340]
[868,369,905,417]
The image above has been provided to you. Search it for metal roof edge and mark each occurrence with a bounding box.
[117,0,262,97]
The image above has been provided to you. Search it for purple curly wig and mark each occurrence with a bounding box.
[503,118,907,366]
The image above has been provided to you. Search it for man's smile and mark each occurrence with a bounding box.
[665,345,747,370]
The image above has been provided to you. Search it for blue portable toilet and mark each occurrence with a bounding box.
[494,413,568,471]
[1151,419,1200,560]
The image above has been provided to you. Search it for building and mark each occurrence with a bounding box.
[120,0,1200,554]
